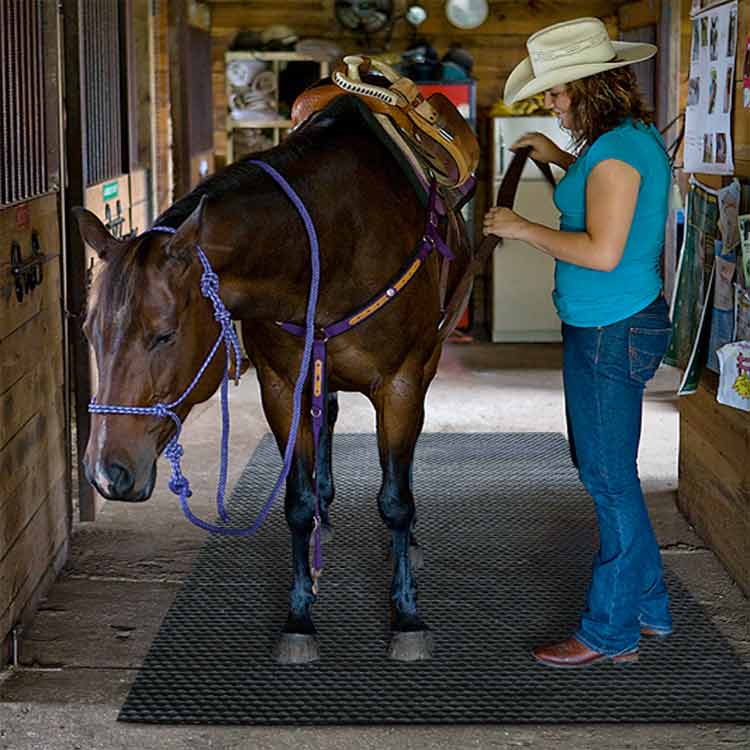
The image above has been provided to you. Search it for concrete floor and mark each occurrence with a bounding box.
[1,342,748,750]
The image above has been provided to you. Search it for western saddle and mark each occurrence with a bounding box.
[291,55,480,191]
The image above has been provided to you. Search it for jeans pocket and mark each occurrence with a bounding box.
[629,327,671,384]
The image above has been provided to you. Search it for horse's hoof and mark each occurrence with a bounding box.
[388,630,433,661]
[274,633,320,664]
[409,543,423,571]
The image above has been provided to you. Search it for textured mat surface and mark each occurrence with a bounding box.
[120,433,750,725]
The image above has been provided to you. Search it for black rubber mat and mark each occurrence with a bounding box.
[120,432,750,725]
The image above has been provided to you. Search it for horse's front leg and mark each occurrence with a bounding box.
[257,367,319,664]
[316,391,338,541]
[373,371,433,661]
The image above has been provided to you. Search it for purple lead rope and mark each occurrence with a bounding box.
[89,161,323,567]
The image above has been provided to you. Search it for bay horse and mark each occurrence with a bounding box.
[74,103,473,663]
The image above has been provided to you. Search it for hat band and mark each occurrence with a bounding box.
[529,29,616,76]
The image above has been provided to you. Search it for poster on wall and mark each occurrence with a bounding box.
[707,239,737,372]
[665,179,720,394]
[684,0,738,174]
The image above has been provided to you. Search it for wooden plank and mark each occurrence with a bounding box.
[84,174,133,236]
[0,390,65,503]
[679,437,750,595]
[61,0,96,520]
[618,0,659,30]
[0,252,61,344]
[211,1,619,37]
[168,0,192,198]
[0,304,62,397]
[190,150,215,186]
[0,344,64,450]
[130,202,151,238]
[0,535,68,670]
[0,479,69,624]
[733,0,750,177]
[0,429,66,556]
[129,167,149,206]
[0,193,61,341]
[680,411,750,505]
[679,382,750,471]
[678,370,750,596]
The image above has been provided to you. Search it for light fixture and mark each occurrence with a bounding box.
[405,4,428,27]
[445,0,488,30]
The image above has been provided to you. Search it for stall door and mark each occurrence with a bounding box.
[0,0,68,665]
[63,0,151,521]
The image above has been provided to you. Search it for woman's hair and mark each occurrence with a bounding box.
[565,67,653,149]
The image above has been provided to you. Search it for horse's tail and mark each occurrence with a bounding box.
[437,148,556,342]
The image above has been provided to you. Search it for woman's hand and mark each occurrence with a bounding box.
[511,132,568,167]
[483,207,530,240]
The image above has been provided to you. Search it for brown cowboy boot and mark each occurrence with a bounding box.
[532,637,639,668]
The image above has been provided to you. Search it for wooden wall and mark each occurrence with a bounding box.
[0,196,68,666]
[207,0,626,166]
[677,0,750,597]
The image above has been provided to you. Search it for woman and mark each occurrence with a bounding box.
[484,17,673,667]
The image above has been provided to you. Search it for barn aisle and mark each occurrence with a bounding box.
[1,344,748,749]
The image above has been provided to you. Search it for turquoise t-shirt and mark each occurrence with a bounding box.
[552,119,670,327]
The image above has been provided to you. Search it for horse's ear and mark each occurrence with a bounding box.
[167,194,207,265]
[71,207,124,260]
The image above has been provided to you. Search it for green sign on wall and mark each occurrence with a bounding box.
[102,181,118,201]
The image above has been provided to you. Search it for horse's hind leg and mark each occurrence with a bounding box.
[372,370,433,661]
[258,367,319,664]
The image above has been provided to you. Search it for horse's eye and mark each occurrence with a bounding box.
[152,331,176,349]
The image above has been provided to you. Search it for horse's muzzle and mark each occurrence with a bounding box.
[84,459,157,502]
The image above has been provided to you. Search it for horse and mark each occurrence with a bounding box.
[73,103,473,664]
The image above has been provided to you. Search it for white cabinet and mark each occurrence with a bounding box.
[490,116,571,342]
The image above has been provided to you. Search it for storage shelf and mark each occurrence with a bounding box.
[226,51,324,62]
[228,118,294,129]
[226,51,330,159]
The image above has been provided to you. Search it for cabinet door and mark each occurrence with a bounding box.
[492,180,561,342]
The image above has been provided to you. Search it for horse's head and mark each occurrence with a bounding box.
[74,198,228,502]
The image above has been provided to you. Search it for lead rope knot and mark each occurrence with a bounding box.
[153,403,170,419]
[200,269,220,298]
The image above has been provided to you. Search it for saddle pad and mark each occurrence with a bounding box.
[119,432,750,725]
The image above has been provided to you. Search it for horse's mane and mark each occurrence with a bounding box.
[90,114,353,330]
[155,115,348,229]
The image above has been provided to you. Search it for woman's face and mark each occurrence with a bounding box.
[544,85,574,130]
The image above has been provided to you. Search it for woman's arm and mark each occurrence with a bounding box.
[510,132,576,172]
[483,159,640,272]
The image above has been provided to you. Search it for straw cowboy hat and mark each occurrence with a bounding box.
[504,17,657,105]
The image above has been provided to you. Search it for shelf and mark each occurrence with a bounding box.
[225,51,331,159]
[225,51,326,63]
[228,118,294,129]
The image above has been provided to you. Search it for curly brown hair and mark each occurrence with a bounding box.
[565,67,653,150]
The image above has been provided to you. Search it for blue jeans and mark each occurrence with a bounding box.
[563,295,673,655]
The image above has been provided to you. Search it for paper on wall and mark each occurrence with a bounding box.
[684,1,738,174]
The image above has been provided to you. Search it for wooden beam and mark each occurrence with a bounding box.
[656,0,683,132]
[618,0,659,31]
[168,0,191,199]
[60,0,95,521]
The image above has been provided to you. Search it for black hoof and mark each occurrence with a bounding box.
[274,633,320,664]
[388,630,433,661]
